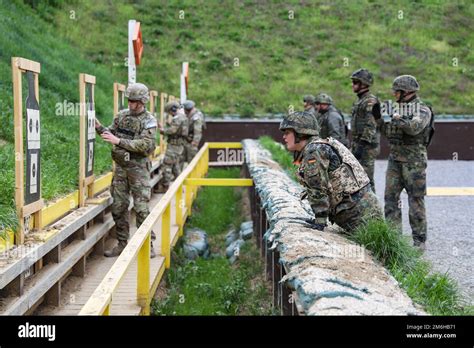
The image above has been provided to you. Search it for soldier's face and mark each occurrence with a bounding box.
[393,90,402,101]
[128,100,144,114]
[283,130,297,151]
[352,80,361,92]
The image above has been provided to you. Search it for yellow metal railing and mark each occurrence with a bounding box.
[79,142,251,315]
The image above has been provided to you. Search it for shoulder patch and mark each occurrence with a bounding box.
[192,114,201,121]
[144,117,157,129]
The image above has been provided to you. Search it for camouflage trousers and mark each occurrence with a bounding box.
[160,144,184,188]
[384,159,427,243]
[351,141,380,193]
[111,161,156,242]
[331,187,383,233]
[184,142,198,163]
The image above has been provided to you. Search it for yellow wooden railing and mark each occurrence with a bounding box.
[79,142,253,315]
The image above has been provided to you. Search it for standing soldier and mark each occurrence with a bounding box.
[95,83,157,258]
[280,111,382,232]
[155,101,188,193]
[303,95,317,117]
[314,93,349,147]
[376,75,434,250]
[183,100,205,163]
[350,68,380,192]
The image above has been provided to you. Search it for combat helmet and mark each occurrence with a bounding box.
[183,100,195,110]
[315,93,333,105]
[164,101,180,113]
[303,95,315,104]
[125,83,150,103]
[279,111,320,136]
[350,68,374,86]
[392,75,420,92]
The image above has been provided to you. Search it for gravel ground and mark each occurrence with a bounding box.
[374,160,474,304]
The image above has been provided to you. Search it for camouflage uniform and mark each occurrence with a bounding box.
[97,108,157,248]
[315,93,349,147]
[378,75,433,246]
[184,101,204,162]
[280,112,382,233]
[303,95,317,117]
[158,102,188,190]
[350,69,380,192]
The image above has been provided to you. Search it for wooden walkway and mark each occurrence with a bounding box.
[36,189,185,315]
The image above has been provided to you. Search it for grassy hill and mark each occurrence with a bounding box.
[0,0,473,232]
[48,0,474,115]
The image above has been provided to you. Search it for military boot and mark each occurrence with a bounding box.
[414,240,426,252]
[104,240,127,257]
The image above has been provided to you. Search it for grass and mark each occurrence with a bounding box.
[1,1,473,230]
[40,0,474,116]
[151,168,275,315]
[261,135,473,315]
[259,135,297,180]
[0,1,118,233]
[351,219,473,315]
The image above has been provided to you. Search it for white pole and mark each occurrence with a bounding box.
[180,73,186,103]
[180,62,189,103]
[128,19,136,85]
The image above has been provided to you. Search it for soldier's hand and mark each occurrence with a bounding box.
[191,141,199,147]
[95,118,102,129]
[392,113,401,121]
[303,218,327,231]
[101,131,120,145]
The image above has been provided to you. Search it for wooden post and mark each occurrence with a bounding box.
[79,73,96,207]
[176,184,183,236]
[161,204,171,268]
[160,92,167,155]
[113,82,126,116]
[137,233,150,312]
[12,57,43,245]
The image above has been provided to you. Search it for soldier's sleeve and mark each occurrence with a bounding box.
[376,118,387,136]
[397,105,432,135]
[162,114,182,136]
[118,117,157,155]
[327,112,344,141]
[359,98,379,144]
[192,115,203,144]
[96,114,120,135]
[303,144,331,223]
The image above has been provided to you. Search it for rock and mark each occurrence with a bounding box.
[226,239,245,259]
[225,228,239,246]
[183,228,210,260]
[239,221,254,240]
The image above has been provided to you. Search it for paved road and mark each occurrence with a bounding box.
[374,160,474,304]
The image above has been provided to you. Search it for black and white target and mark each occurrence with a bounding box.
[25,71,41,205]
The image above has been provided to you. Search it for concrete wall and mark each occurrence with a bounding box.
[204,119,474,160]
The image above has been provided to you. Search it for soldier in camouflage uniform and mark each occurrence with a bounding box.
[350,68,380,192]
[183,100,205,162]
[155,101,188,193]
[314,93,349,147]
[280,111,382,232]
[376,75,433,250]
[303,95,317,117]
[95,83,157,258]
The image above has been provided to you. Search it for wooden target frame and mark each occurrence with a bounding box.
[113,82,126,116]
[79,73,96,207]
[12,57,44,245]
[149,90,161,156]
[160,92,168,155]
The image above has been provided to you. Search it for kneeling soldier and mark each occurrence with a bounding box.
[280,111,383,232]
